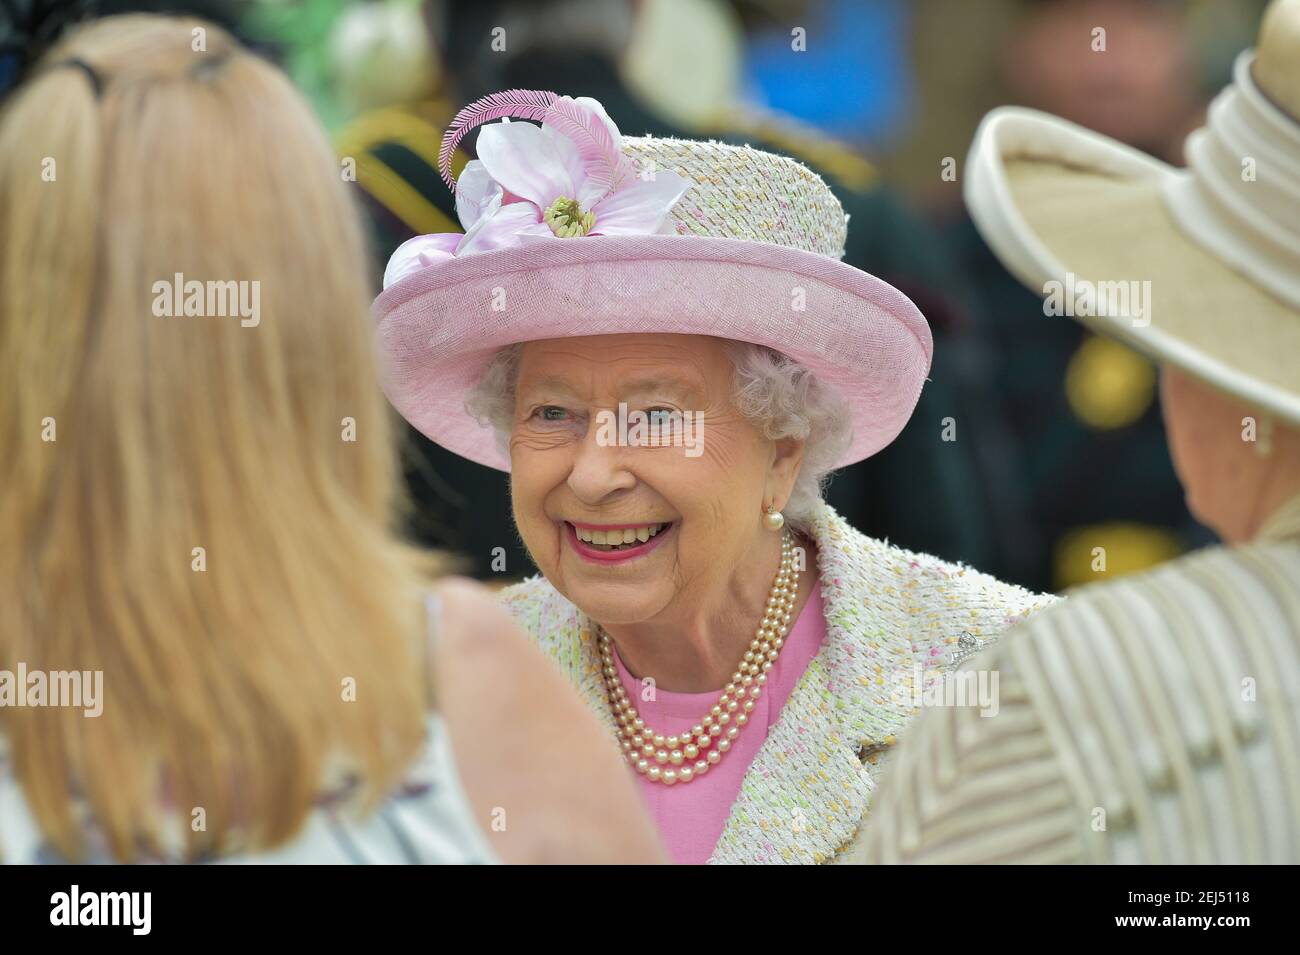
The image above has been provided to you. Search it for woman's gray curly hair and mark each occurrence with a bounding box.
[464,340,853,532]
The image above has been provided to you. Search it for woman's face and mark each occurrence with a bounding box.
[509,333,796,626]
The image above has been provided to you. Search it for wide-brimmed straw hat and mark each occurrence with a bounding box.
[965,0,1300,427]
[371,90,932,472]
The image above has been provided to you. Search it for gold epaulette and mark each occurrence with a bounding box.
[334,100,466,236]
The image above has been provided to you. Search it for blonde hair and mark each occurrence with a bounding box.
[0,15,441,861]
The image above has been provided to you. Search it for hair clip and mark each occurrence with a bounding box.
[55,56,101,96]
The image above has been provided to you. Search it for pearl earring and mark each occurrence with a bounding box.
[764,506,785,531]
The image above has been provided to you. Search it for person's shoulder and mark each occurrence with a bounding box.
[1007,539,1300,650]
[494,573,580,655]
[813,502,1058,643]
[496,572,558,618]
[969,541,1300,738]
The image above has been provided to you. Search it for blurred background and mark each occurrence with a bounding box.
[74,0,1271,592]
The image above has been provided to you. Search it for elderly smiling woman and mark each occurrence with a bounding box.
[373,91,1056,864]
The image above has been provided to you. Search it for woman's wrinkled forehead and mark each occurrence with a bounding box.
[515,334,731,402]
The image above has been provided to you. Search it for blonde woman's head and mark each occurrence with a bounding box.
[0,14,438,861]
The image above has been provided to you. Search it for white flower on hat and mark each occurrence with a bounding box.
[384,90,691,289]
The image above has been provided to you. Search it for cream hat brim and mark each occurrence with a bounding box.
[965,106,1300,426]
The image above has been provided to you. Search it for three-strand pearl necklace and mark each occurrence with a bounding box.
[595,529,797,786]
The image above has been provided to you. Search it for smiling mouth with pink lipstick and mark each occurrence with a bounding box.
[564,520,676,563]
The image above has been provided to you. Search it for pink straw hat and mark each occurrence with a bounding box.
[371,90,933,472]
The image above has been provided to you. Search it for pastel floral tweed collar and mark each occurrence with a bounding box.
[498,502,1055,863]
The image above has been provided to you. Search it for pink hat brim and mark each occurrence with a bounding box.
[372,234,933,472]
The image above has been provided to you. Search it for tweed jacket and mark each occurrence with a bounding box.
[499,501,1057,864]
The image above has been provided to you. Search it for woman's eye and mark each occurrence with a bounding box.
[532,405,573,424]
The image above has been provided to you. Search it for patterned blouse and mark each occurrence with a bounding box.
[0,713,495,865]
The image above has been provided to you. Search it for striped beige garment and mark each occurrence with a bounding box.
[852,496,1300,864]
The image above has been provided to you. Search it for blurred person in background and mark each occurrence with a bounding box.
[941,0,1229,592]
[0,11,663,865]
[857,0,1300,864]
[329,0,1024,585]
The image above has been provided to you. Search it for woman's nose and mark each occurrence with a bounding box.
[566,428,636,504]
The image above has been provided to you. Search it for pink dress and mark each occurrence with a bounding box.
[610,582,827,864]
